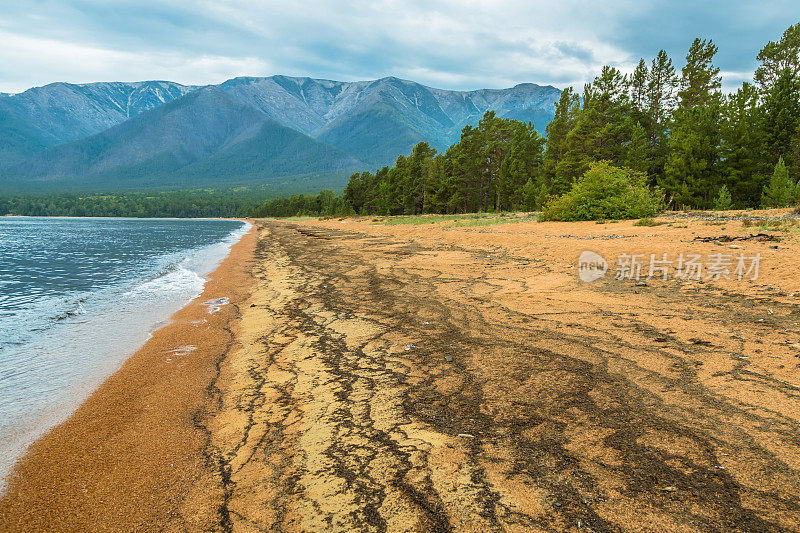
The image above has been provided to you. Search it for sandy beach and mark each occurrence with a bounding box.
[2,214,800,531]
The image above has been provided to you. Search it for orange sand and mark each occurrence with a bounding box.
[3,214,800,532]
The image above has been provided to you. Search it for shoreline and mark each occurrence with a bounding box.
[0,221,258,531]
[0,215,247,220]
[0,218,252,491]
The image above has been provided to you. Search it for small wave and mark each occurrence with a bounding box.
[123,266,206,297]
[122,221,249,299]
[180,222,251,278]
[55,300,87,321]
[0,293,94,350]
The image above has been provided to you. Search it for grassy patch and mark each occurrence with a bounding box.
[450,217,519,227]
[750,219,799,233]
[376,213,536,226]
[633,217,665,227]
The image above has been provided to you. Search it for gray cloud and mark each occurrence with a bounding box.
[0,0,794,93]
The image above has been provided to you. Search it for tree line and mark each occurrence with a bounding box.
[253,24,800,218]
[0,189,269,218]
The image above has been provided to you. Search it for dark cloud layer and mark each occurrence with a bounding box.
[0,1,794,93]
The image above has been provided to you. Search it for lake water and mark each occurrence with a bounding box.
[0,217,249,492]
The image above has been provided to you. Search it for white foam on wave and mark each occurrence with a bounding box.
[123,221,250,299]
[188,221,251,277]
[124,265,206,297]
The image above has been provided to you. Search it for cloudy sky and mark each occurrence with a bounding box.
[0,1,795,94]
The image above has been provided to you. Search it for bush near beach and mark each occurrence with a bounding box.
[539,161,664,221]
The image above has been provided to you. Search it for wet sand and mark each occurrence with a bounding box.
[3,215,800,532]
[0,224,258,531]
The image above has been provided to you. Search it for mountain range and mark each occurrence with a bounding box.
[0,76,561,192]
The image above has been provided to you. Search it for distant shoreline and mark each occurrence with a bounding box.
[1,214,249,220]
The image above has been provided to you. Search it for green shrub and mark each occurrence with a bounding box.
[633,217,664,226]
[713,185,733,211]
[762,157,797,208]
[540,161,664,221]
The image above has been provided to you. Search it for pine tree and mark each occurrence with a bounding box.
[761,70,800,171]
[386,155,407,215]
[543,87,580,195]
[762,157,794,207]
[423,155,448,214]
[645,50,679,181]
[629,59,649,113]
[403,142,437,214]
[661,39,723,208]
[677,39,721,110]
[453,125,488,212]
[720,82,768,206]
[755,23,800,92]
[713,185,733,211]
[647,50,679,124]
[478,111,517,211]
[343,171,368,213]
[559,66,632,184]
[756,24,800,179]
[521,178,537,211]
[498,121,544,210]
[624,121,649,173]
